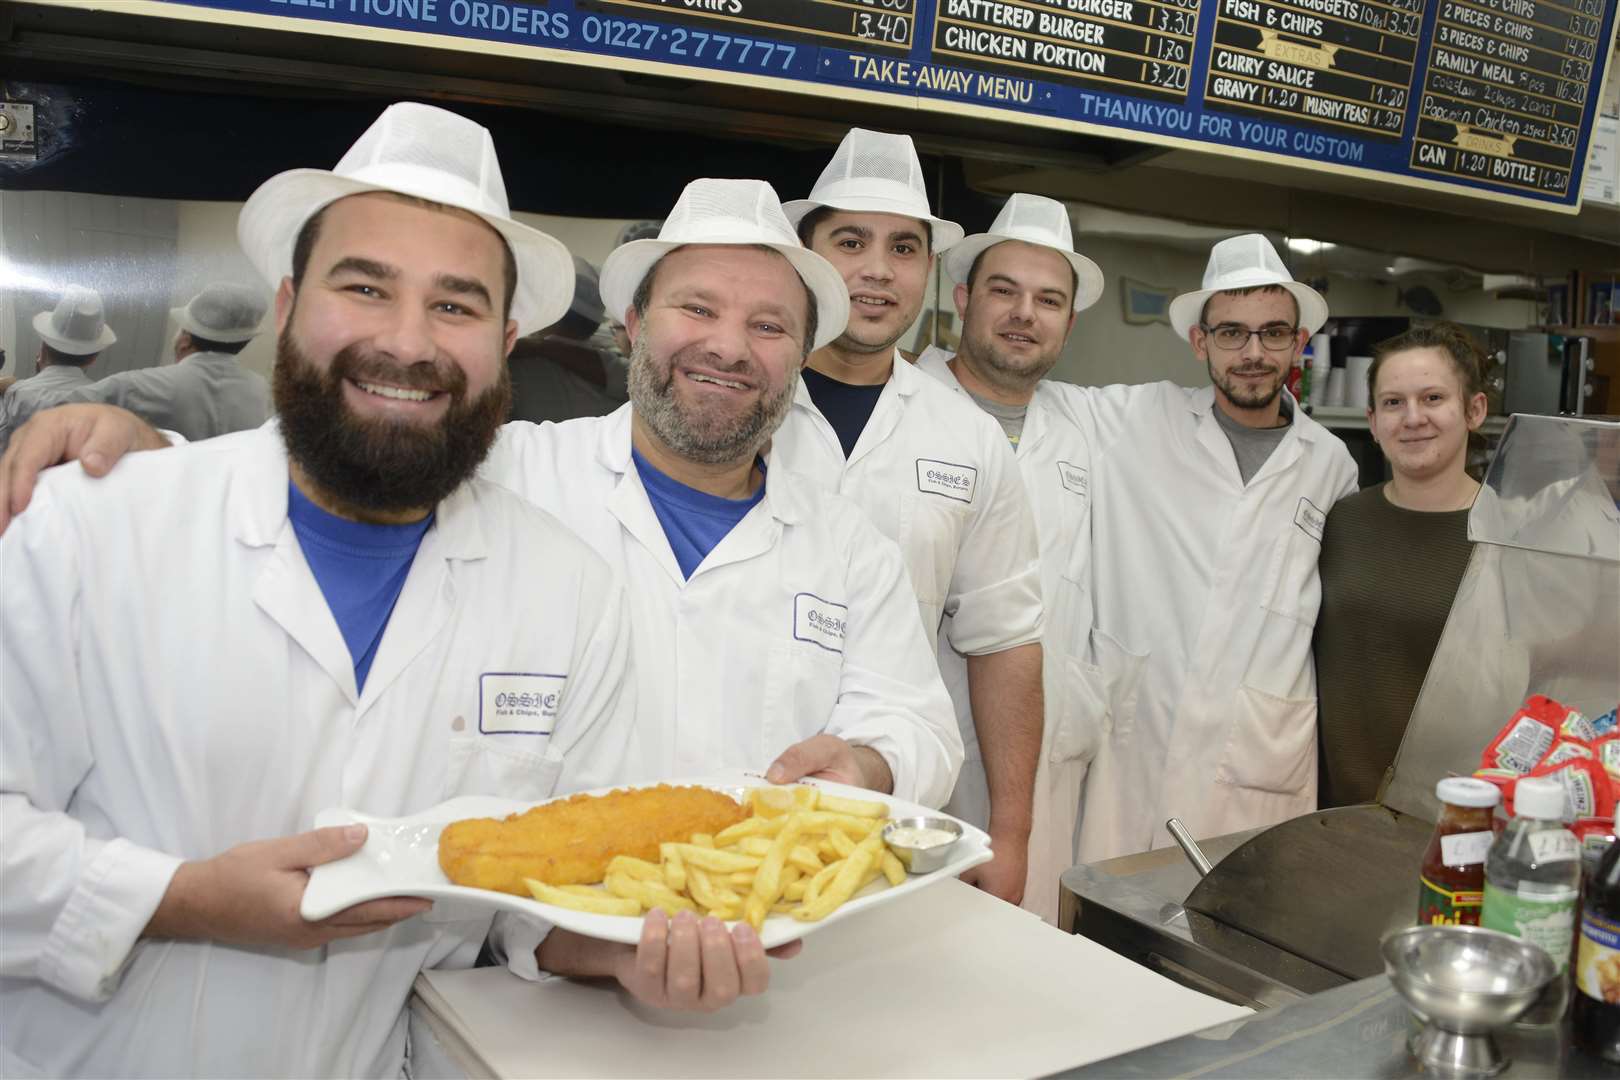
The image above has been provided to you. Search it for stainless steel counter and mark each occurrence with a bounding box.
[1052,975,1615,1079]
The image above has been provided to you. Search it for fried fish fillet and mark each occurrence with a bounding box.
[437,785,748,895]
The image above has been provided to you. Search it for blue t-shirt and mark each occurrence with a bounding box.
[631,448,765,579]
[801,367,884,459]
[286,481,433,692]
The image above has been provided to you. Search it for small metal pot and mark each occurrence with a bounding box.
[882,816,963,874]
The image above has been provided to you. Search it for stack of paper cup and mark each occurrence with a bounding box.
[1345,355,1374,409]
[1308,334,1333,409]
[1324,367,1347,408]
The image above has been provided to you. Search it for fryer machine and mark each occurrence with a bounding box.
[1060,414,1620,1009]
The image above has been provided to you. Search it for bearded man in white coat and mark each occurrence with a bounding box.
[0,103,648,1078]
[1051,234,1359,862]
[914,194,1107,923]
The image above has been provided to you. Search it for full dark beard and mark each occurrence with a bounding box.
[627,334,796,467]
[274,327,511,515]
[1208,359,1284,411]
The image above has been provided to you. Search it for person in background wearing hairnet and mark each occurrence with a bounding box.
[506,255,626,422]
[1047,234,1359,864]
[74,283,273,442]
[771,128,1044,907]
[913,193,1105,924]
[0,102,641,1077]
[0,287,116,453]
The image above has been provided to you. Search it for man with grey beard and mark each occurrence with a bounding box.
[478,178,961,796]
[469,177,964,994]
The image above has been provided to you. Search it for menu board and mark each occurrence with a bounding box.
[1409,0,1607,197]
[1204,0,1423,139]
[86,0,1620,210]
[929,0,1201,101]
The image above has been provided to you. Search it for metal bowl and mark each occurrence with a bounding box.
[881,816,963,874]
[1381,924,1558,1077]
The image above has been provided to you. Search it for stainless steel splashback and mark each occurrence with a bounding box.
[1383,414,1620,822]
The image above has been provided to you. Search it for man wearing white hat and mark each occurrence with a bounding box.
[772,128,1044,906]
[914,193,1106,924]
[0,102,643,1077]
[1050,233,1358,862]
[464,175,963,988]
[75,282,274,441]
[0,287,118,452]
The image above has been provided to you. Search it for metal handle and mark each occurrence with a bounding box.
[1166,817,1214,878]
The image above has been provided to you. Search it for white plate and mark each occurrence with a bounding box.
[300,770,991,950]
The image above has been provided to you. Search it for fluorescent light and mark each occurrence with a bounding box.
[1285,238,1336,256]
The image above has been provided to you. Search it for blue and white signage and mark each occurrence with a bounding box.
[95,0,1620,208]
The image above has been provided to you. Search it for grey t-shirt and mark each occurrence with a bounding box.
[1213,394,1293,485]
[963,386,1027,448]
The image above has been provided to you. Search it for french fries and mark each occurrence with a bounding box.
[517,784,918,930]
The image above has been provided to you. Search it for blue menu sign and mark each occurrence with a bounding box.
[102,0,1620,208]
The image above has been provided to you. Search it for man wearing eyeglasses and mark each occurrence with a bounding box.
[1051,234,1358,862]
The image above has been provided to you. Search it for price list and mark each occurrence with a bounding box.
[592,0,917,52]
[1203,0,1425,139]
[1410,0,1604,196]
[929,0,1204,100]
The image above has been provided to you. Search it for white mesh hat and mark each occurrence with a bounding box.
[172,283,269,344]
[1168,233,1328,339]
[237,101,574,336]
[33,286,117,355]
[781,128,963,251]
[943,194,1104,313]
[599,178,850,352]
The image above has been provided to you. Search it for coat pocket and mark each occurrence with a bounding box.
[441,735,565,803]
[898,490,970,607]
[761,640,843,764]
[1213,684,1317,796]
[1066,627,1149,750]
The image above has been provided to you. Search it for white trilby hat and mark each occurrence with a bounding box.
[599,178,850,352]
[782,128,964,251]
[943,194,1104,313]
[1168,233,1328,339]
[172,283,269,344]
[237,101,574,336]
[33,286,117,355]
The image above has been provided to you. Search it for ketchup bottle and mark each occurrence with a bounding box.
[1418,777,1501,926]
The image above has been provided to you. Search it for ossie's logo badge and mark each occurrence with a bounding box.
[916,459,977,503]
[479,672,565,735]
[1294,497,1325,542]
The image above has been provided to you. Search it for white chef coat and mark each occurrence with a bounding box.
[916,348,1100,924]
[78,352,273,441]
[0,426,635,1078]
[0,365,91,452]
[768,349,1043,657]
[1049,382,1358,861]
[480,404,964,808]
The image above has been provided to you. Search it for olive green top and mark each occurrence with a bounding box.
[1314,483,1475,807]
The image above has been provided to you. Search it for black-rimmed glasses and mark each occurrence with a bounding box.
[1200,323,1299,351]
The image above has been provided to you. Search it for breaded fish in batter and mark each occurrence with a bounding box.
[437,784,748,895]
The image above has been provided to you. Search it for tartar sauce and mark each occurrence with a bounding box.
[886,826,957,849]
